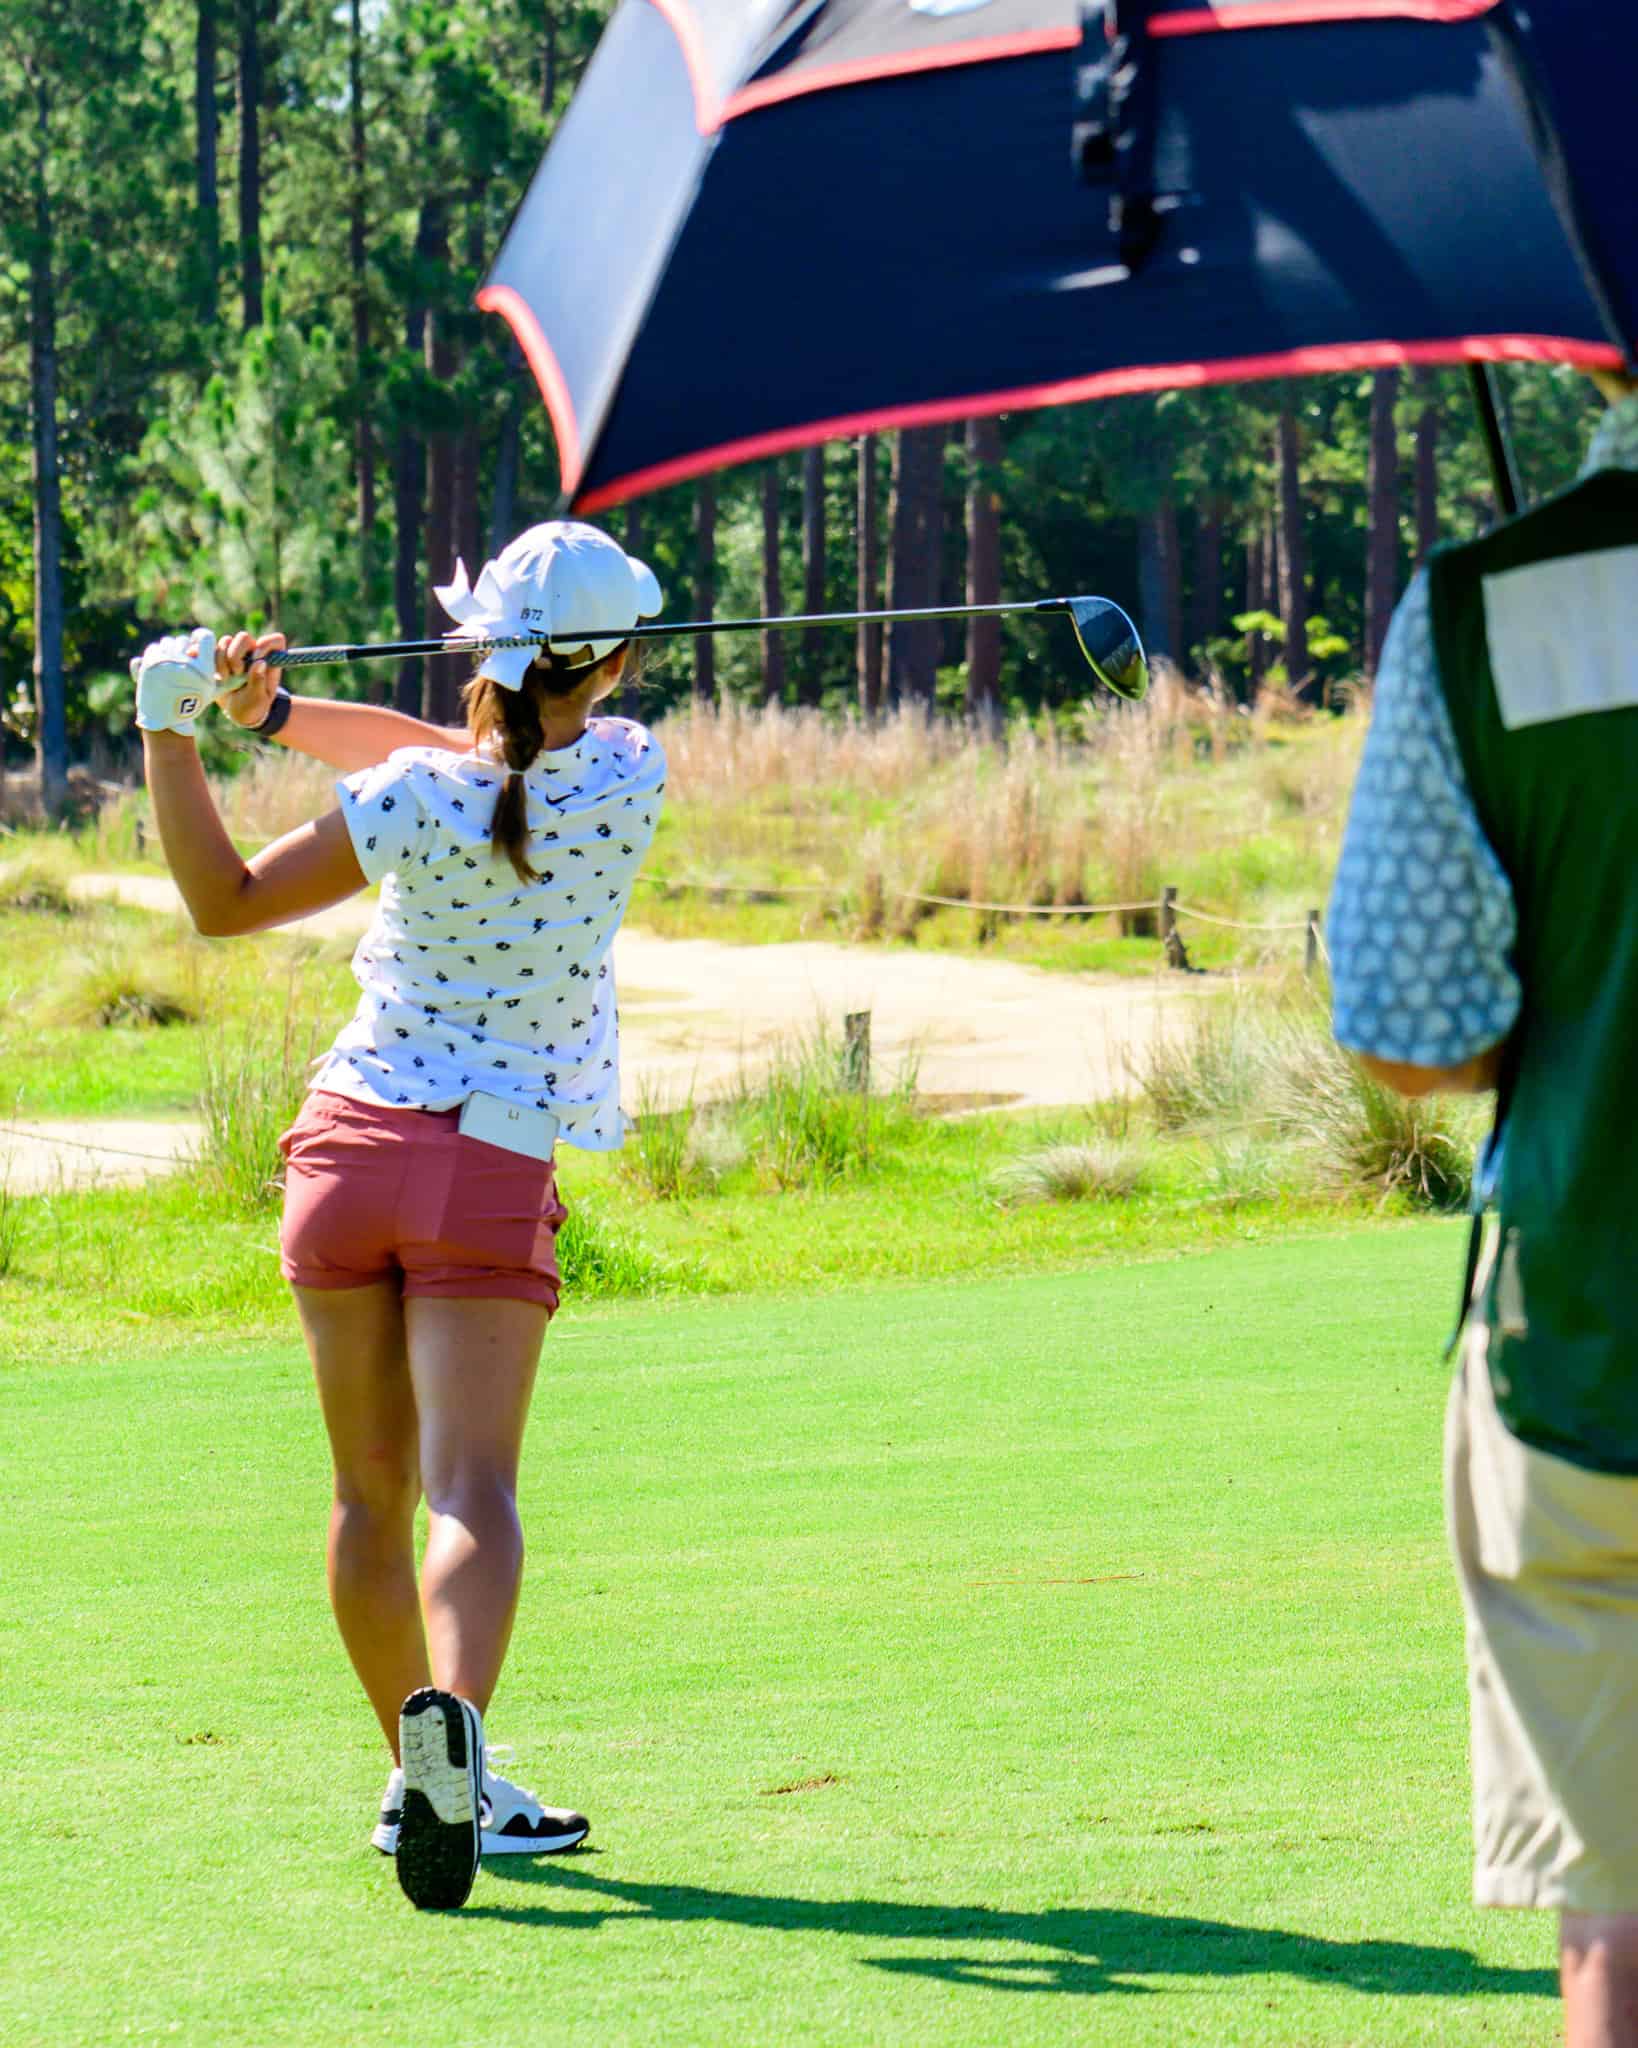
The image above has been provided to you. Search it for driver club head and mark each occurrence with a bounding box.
[1066,598,1149,701]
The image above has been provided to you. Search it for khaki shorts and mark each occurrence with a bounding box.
[1446,1318,1638,1911]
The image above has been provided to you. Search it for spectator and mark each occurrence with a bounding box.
[1328,367,1638,2048]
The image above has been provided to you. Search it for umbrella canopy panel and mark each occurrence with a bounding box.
[480,0,1623,512]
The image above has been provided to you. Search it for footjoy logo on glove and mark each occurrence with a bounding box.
[177,694,203,718]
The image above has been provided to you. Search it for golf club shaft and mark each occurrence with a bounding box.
[258,595,1081,671]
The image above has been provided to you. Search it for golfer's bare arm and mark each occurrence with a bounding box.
[142,728,367,937]
[1354,1042,1506,1098]
[215,632,468,770]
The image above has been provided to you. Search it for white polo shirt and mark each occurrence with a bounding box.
[312,717,666,1149]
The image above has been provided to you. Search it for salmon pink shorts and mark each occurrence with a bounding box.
[278,1090,568,1309]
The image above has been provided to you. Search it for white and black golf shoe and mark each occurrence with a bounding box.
[371,1765,405,1855]
[395,1688,484,1911]
[373,1749,590,1858]
[479,1747,590,1856]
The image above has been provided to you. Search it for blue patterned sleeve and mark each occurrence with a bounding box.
[1327,569,1520,1067]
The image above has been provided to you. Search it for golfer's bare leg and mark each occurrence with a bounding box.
[1562,1915,1638,2048]
[292,1281,429,1756]
[406,1296,546,1714]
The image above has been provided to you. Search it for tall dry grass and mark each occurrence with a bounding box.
[160,673,1368,952]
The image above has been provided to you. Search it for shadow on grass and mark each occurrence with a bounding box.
[470,1864,1555,2000]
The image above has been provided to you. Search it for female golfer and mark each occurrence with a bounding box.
[134,521,666,1911]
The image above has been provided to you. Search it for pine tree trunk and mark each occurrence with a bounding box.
[693,477,716,704]
[453,185,486,584]
[541,3,558,113]
[420,187,458,724]
[1137,496,1182,667]
[1364,367,1401,677]
[886,427,942,707]
[621,502,644,718]
[1414,365,1440,565]
[964,417,1001,725]
[392,197,435,716]
[1245,523,1267,695]
[348,0,375,620]
[796,445,824,707]
[236,0,263,327]
[489,350,523,555]
[392,425,425,716]
[857,434,883,718]
[28,68,66,816]
[1159,495,1183,664]
[1275,400,1309,695]
[195,0,220,324]
[761,462,786,707]
[1189,495,1224,655]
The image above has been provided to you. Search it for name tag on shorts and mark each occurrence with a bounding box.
[457,1091,560,1162]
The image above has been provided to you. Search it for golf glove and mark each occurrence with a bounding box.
[134,631,220,737]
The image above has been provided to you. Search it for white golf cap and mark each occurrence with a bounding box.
[434,520,664,691]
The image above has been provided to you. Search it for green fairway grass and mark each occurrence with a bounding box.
[0,1223,1558,2046]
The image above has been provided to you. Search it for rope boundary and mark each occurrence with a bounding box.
[637,872,1318,933]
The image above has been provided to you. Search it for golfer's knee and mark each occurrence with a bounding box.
[332,1452,418,1527]
[423,1461,520,1535]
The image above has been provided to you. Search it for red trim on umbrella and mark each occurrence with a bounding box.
[721,26,1083,124]
[574,334,1622,512]
[645,0,1079,135]
[475,284,584,498]
[1150,0,1499,35]
[644,0,723,133]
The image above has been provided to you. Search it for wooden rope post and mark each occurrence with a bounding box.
[1161,885,1193,972]
[843,1010,871,1093]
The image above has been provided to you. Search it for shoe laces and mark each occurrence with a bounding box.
[481,1744,539,1804]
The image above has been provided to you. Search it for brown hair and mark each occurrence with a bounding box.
[462,644,627,883]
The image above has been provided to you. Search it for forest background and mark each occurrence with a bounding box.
[0,0,1610,815]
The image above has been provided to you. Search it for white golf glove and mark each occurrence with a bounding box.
[134,630,220,736]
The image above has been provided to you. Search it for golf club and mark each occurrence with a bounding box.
[134,596,1149,701]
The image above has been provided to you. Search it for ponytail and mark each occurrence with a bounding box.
[461,644,628,884]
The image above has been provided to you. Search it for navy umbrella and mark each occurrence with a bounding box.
[478,0,1629,515]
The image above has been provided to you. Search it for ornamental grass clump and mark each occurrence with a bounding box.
[0,858,75,915]
[52,940,195,1031]
[734,1023,921,1191]
[198,980,326,1211]
[991,1138,1155,1206]
[622,1081,701,1200]
[1269,1022,1483,1212]
[1132,992,1271,1133]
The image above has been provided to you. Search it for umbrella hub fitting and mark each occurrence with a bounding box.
[1073,0,1163,273]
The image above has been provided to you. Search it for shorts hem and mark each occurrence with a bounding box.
[403,1276,560,1310]
[281,1264,394,1292]
[1475,1866,1638,1913]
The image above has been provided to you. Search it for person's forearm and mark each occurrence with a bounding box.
[142,730,254,933]
[1355,1041,1507,1098]
[272,696,468,773]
